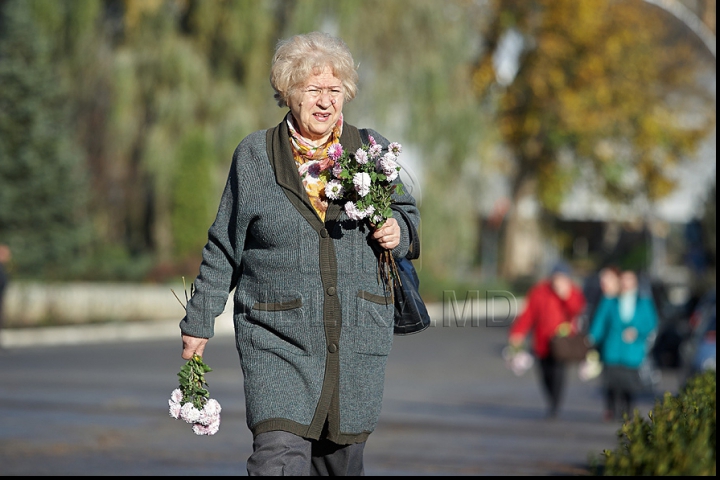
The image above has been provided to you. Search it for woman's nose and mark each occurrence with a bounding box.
[318,94,336,107]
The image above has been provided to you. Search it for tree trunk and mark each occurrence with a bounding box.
[500,177,544,281]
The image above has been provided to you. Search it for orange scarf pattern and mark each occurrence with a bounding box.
[286,112,344,221]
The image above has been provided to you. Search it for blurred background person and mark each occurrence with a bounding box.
[0,244,11,338]
[588,269,659,422]
[508,262,587,419]
[582,265,621,330]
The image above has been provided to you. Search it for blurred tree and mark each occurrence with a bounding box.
[285,0,495,287]
[472,0,716,280]
[0,0,92,278]
[170,129,215,263]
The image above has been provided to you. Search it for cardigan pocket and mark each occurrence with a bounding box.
[252,298,303,311]
[248,297,310,356]
[356,290,392,305]
[353,291,393,356]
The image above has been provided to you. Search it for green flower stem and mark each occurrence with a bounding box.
[177,354,213,410]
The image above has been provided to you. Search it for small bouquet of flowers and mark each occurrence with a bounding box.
[578,349,603,382]
[502,345,534,376]
[168,354,221,435]
[168,278,220,435]
[324,135,405,289]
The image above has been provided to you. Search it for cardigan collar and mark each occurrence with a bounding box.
[266,118,362,229]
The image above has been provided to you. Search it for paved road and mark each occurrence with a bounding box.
[0,317,680,476]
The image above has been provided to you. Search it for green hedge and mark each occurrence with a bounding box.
[597,369,716,476]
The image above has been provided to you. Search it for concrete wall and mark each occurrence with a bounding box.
[3,282,232,327]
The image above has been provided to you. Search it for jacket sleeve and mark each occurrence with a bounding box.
[588,296,612,346]
[509,287,538,343]
[179,144,248,339]
[635,297,659,340]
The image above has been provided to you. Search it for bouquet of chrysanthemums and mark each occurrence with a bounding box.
[168,354,221,436]
[325,135,405,289]
[501,345,534,377]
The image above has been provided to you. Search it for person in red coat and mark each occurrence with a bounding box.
[508,262,586,418]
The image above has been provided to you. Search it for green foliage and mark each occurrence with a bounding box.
[0,0,91,278]
[0,0,713,288]
[597,369,716,476]
[473,0,716,278]
[171,130,216,260]
[335,0,492,281]
[177,354,213,410]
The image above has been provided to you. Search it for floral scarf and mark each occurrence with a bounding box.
[286,112,344,221]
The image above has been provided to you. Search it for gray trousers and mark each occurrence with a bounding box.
[247,430,366,476]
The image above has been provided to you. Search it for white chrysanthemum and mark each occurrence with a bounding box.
[388,142,402,155]
[325,180,344,200]
[205,398,222,415]
[354,149,369,165]
[180,402,202,424]
[169,402,182,419]
[344,201,366,220]
[193,415,221,435]
[353,172,371,197]
[170,388,183,404]
[198,398,222,425]
[368,144,382,158]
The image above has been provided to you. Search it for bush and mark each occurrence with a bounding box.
[597,369,716,476]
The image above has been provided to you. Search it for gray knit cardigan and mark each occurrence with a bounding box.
[180,119,421,445]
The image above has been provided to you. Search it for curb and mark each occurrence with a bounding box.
[0,300,519,349]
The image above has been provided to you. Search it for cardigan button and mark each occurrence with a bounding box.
[328,343,338,353]
[320,228,329,238]
[327,286,336,296]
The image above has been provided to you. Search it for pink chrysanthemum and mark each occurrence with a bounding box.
[354,148,369,165]
[328,143,343,161]
[332,162,343,178]
[378,153,400,181]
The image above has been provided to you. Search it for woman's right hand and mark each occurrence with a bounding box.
[181,334,209,360]
[370,217,400,250]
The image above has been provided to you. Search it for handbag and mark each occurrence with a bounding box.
[393,256,431,335]
[550,333,591,362]
[389,204,430,335]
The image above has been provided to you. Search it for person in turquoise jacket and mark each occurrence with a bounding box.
[588,269,658,421]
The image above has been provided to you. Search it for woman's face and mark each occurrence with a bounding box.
[620,271,638,293]
[288,67,344,143]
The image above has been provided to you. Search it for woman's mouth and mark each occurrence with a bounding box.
[314,112,331,121]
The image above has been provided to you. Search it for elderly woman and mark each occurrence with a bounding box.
[178,32,420,475]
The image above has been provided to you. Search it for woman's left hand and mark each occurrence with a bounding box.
[371,217,401,250]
